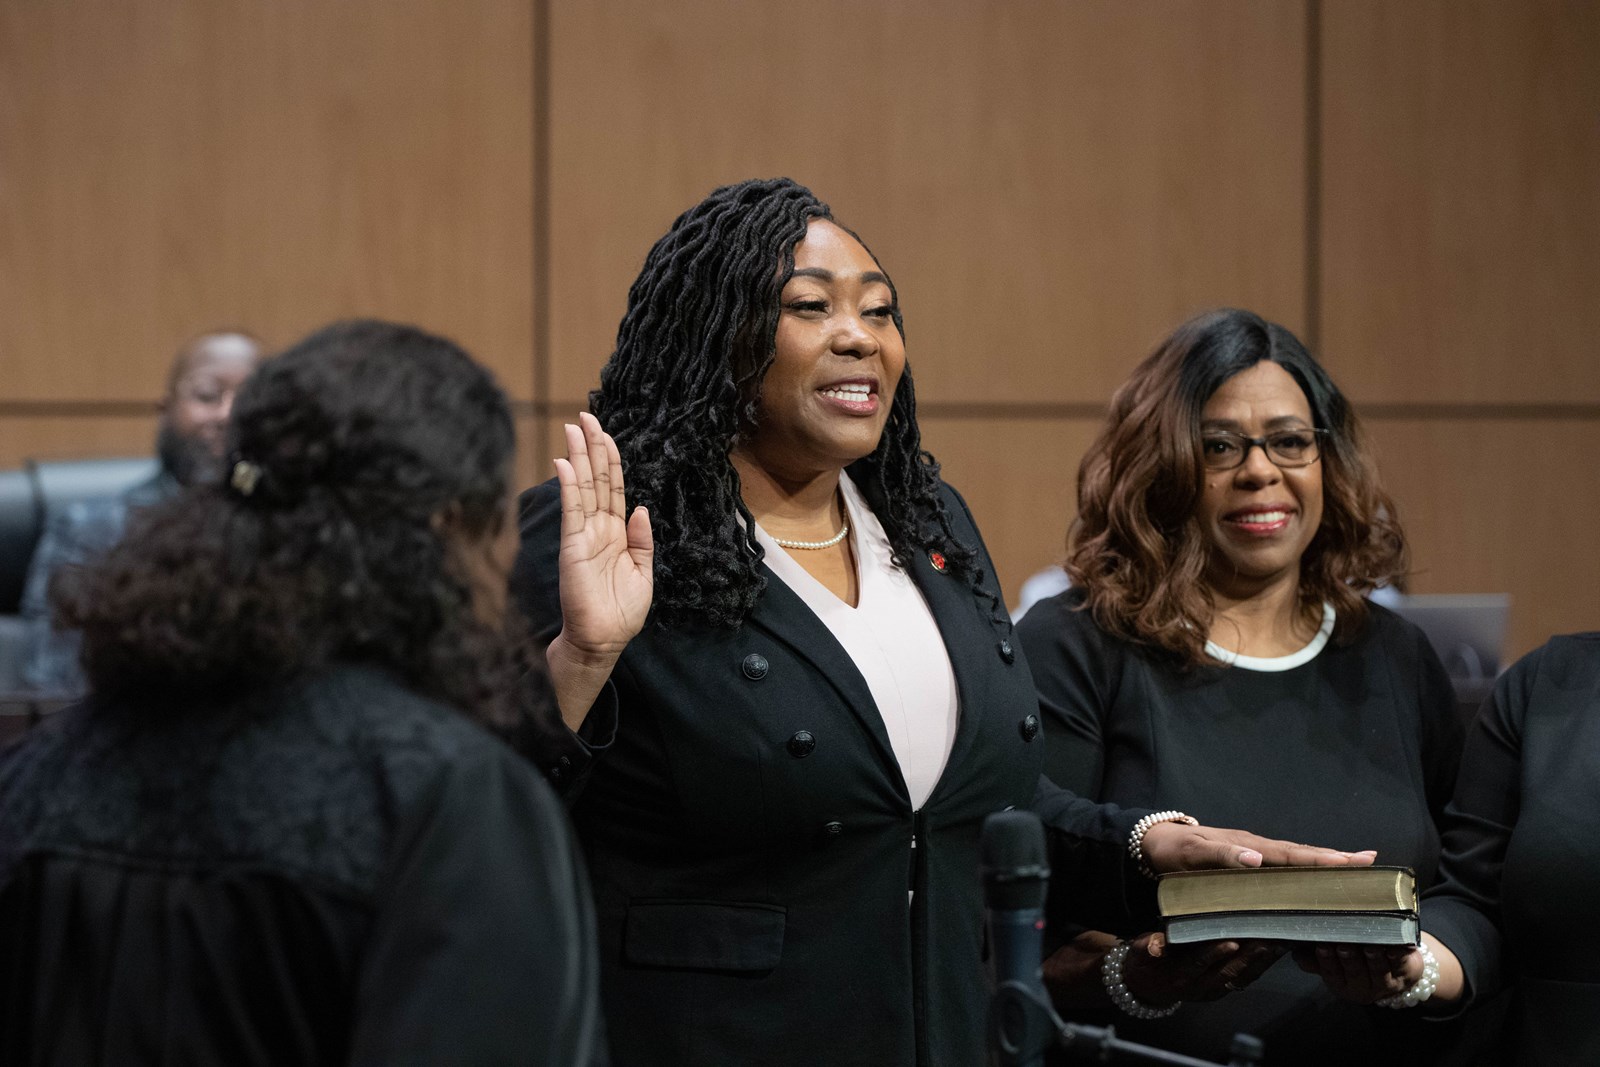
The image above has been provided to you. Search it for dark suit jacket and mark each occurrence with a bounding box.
[512,475,1140,1067]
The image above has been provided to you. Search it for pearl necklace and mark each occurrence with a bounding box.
[771,520,849,551]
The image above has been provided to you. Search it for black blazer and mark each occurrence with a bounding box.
[513,476,1138,1067]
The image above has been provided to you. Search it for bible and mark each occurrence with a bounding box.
[1159,866,1419,946]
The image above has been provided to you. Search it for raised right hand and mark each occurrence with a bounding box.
[545,413,652,732]
[554,412,653,657]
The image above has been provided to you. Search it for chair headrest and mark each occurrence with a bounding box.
[0,457,160,614]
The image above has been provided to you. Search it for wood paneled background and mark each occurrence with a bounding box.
[2,0,1595,657]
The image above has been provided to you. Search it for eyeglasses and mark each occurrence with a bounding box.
[1199,428,1328,470]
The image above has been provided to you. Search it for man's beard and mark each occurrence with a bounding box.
[156,421,223,486]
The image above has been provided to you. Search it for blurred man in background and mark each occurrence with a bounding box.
[19,330,263,695]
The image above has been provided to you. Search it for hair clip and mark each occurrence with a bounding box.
[230,460,263,497]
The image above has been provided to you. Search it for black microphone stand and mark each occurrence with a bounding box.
[992,980,1264,1067]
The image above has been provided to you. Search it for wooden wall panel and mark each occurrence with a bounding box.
[513,414,544,498]
[1367,418,1600,659]
[5,0,1595,671]
[536,417,568,494]
[546,0,1308,409]
[1320,1,1600,404]
[0,417,160,469]
[918,417,1103,606]
[0,0,535,403]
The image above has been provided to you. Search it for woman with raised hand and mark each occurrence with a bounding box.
[0,320,604,1066]
[515,181,1369,1066]
[1017,308,1473,1063]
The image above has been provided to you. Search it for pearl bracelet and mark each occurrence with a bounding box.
[1101,940,1182,1019]
[1128,810,1198,880]
[1376,942,1440,1009]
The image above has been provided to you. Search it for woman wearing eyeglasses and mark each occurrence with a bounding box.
[1016,308,1475,1063]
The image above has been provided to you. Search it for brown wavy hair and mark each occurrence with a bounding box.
[1066,308,1408,667]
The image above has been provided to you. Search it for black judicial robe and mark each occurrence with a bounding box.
[514,475,1142,1067]
[0,665,604,1067]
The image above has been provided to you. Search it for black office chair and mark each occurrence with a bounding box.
[0,467,43,618]
[0,457,158,720]
[0,457,158,614]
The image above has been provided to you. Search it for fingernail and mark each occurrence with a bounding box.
[1238,849,1263,866]
[1336,947,1352,958]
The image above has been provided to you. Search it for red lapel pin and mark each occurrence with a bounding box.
[929,550,946,572]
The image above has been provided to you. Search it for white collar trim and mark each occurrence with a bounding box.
[1205,602,1335,672]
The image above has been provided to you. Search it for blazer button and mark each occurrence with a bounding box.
[742,653,769,680]
[823,820,844,837]
[1019,715,1040,742]
[787,730,817,758]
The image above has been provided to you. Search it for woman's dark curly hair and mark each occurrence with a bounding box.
[55,319,523,723]
[1067,308,1408,668]
[591,176,1002,629]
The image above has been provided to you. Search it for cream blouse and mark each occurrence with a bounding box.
[754,472,960,810]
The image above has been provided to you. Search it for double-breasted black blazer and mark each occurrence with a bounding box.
[512,475,1140,1066]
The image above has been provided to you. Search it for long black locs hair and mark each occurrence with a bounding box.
[590,177,1006,631]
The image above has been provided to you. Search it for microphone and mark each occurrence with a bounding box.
[982,811,1266,1066]
[982,810,1052,1067]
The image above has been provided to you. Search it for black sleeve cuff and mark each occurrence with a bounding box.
[542,682,619,800]
[1420,899,1502,1017]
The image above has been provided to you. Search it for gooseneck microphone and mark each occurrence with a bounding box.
[982,810,1052,1067]
[981,811,1263,1067]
